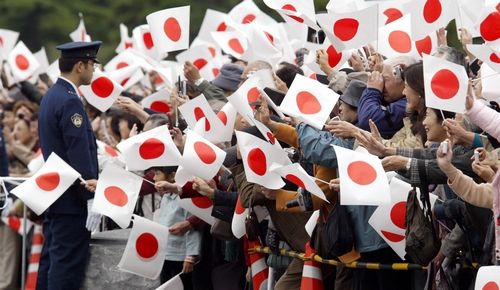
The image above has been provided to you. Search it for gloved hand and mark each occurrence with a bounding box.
[86,199,101,232]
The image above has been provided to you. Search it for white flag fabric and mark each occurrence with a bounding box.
[232,196,248,239]
[132,24,162,60]
[116,125,181,171]
[0,29,19,59]
[227,76,262,124]
[228,0,277,25]
[215,102,237,142]
[423,54,468,113]
[11,153,81,215]
[104,49,141,73]
[92,164,143,228]
[141,88,171,114]
[79,70,124,112]
[467,44,500,73]
[404,0,458,40]
[1,217,34,236]
[304,39,349,74]
[108,64,144,90]
[96,140,121,159]
[279,74,340,129]
[474,266,500,290]
[332,145,391,206]
[210,31,248,59]
[176,45,214,71]
[115,23,134,54]
[146,6,190,54]
[377,1,407,26]
[69,18,92,42]
[175,130,226,186]
[28,149,44,174]
[118,215,168,279]
[197,9,237,43]
[270,163,327,201]
[235,131,289,190]
[305,210,320,237]
[476,3,500,50]
[155,273,187,290]
[176,195,215,225]
[178,95,225,143]
[264,0,320,30]
[7,41,40,82]
[480,63,500,103]
[316,4,378,50]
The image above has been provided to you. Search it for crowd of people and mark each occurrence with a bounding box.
[1,2,500,290]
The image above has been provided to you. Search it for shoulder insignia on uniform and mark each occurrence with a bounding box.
[71,113,83,128]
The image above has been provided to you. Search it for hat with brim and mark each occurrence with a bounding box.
[212,63,244,92]
[56,41,102,63]
[339,79,367,108]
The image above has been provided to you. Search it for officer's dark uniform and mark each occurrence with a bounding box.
[36,41,100,290]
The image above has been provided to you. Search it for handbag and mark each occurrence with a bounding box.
[245,196,261,242]
[405,162,441,266]
[211,218,237,241]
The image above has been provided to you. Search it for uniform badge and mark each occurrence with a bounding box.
[71,113,83,128]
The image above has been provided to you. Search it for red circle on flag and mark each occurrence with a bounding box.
[15,55,30,71]
[217,111,228,125]
[247,148,267,176]
[490,53,500,63]
[296,91,321,115]
[383,8,403,24]
[116,62,129,70]
[281,4,304,23]
[333,18,359,41]
[480,12,500,42]
[194,107,211,131]
[194,141,217,164]
[91,77,114,98]
[483,281,499,290]
[388,31,412,53]
[309,73,317,80]
[139,138,165,160]
[35,172,60,191]
[264,32,274,45]
[105,145,119,157]
[381,230,405,243]
[235,198,246,214]
[8,218,20,232]
[390,201,407,229]
[423,0,442,24]
[193,58,208,70]
[347,161,377,185]
[326,45,343,68]
[120,78,130,87]
[228,38,244,54]
[0,37,3,47]
[208,47,216,57]
[164,17,182,42]
[135,232,159,260]
[242,14,256,24]
[431,69,459,99]
[266,132,276,145]
[415,36,433,57]
[217,22,227,32]
[151,101,170,113]
[104,186,128,207]
[143,32,154,49]
[247,87,261,108]
[212,68,220,77]
[125,42,133,49]
[192,196,213,208]
[285,174,305,189]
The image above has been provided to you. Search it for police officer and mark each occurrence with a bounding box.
[36,41,102,290]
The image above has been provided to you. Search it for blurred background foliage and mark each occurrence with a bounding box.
[0,0,328,63]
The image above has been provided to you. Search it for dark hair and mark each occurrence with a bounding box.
[153,166,179,174]
[403,62,427,144]
[58,58,87,73]
[145,113,170,128]
[13,100,38,116]
[110,110,143,136]
[276,62,304,88]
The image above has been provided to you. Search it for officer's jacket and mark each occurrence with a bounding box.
[38,78,98,214]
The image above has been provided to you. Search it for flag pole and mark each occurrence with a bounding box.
[476,72,500,81]
[313,177,331,186]
[21,204,27,290]
[440,109,446,121]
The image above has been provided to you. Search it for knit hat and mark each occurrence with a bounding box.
[212,63,244,92]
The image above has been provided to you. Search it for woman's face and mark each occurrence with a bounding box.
[403,82,422,113]
[2,111,15,130]
[118,119,131,140]
[422,108,446,142]
[13,121,32,145]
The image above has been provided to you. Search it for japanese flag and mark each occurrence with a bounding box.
[11,153,81,215]
[264,0,320,30]
[116,125,181,171]
[480,63,500,103]
[467,44,500,73]
[46,60,60,84]
[199,60,222,82]
[69,18,92,42]
[33,47,50,77]
[115,23,134,54]
[249,118,280,148]
[474,266,500,290]
[332,145,391,206]
[118,215,168,279]
[0,29,19,59]
[92,164,143,229]
[141,88,171,114]
[178,95,225,143]
[1,217,34,236]
[28,149,44,174]
[235,131,289,190]
[228,0,277,25]
[270,163,327,202]
[232,196,248,238]
[404,0,458,40]
[304,40,349,74]
[215,102,237,142]
[211,31,248,59]
[79,70,124,112]
[104,49,140,72]
[176,195,215,225]
[132,24,162,60]
[175,130,226,186]
[227,76,262,124]
[108,64,144,90]
[377,1,407,25]
[423,54,468,113]
[316,4,378,50]
[156,273,190,290]
[197,9,237,43]
[96,140,121,159]
[146,6,190,54]
[240,28,282,66]
[7,41,40,82]
[305,210,320,237]
[279,74,340,130]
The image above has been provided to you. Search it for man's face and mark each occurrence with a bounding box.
[80,60,96,86]
[381,64,405,103]
[338,101,357,124]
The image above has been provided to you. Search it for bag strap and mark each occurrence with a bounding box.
[416,161,437,238]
